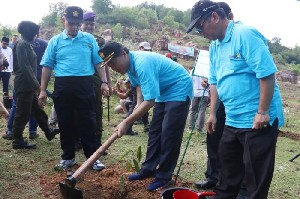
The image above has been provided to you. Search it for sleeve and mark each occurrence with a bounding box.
[9,48,13,71]
[135,58,160,101]
[40,37,57,69]
[17,43,40,90]
[240,28,277,78]
[0,50,4,67]
[90,35,102,65]
[208,44,217,85]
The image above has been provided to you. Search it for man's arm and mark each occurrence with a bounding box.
[252,74,275,129]
[38,67,52,108]
[135,86,143,108]
[115,99,155,137]
[206,85,220,133]
[95,63,109,96]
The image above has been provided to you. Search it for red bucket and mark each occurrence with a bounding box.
[173,190,216,199]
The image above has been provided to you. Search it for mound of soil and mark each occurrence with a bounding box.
[279,130,300,141]
[40,164,194,199]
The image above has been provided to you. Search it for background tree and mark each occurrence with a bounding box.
[41,2,68,26]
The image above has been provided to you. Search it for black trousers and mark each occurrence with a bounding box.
[53,76,99,160]
[214,118,279,199]
[12,90,49,140]
[92,75,103,145]
[205,102,225,182]
[142,98,190,180]
[0,72,11,96]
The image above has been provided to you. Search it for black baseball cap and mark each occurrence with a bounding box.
[64,6,83,23]
[186,1,220,33]
[98,41,124,65]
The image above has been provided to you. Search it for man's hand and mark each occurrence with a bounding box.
[115,120,130,138]
[38,90,47,108]
[252,113,270,129]
[206,114,217,134]
[34,87,41,97]
[101,83,110,97]
[201,78,209,88]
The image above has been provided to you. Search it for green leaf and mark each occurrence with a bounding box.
[120,175,124,193]
[120,150,133,160]
[137,146,142,162]
[133,159,140,172]
[126,162,132,172]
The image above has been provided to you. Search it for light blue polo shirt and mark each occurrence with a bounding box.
[127,51,193,102]
[40,30,102,76]
[208,20,284,128]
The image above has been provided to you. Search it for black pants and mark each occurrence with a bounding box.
[214,118,279,199]
[205,102,225,182]
[93,75,103,145]
[53,76,99,160]
[0,72,11,96]
[142,98,190,180]
[12,90,49,140]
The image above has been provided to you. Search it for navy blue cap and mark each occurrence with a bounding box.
[83,12,96,22]
[64,6,83,23]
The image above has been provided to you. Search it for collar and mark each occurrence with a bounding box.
[62,30,83,40]
[215,20,234,46]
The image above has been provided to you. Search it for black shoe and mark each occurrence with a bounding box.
[13,139,36,149]
[128,169,155,181]
[29,131,39,139]
[2,131,14,140]
[195,179,217,189]
[45,128,59,141]
[125,131,138,136]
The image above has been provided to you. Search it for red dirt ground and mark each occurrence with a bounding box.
[40,164,194,199]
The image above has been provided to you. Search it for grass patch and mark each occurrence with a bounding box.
[0,80,299,198]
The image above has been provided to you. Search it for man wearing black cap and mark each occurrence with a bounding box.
[0,36,13,97]
[39,6,109,171]
[99,41,193,191]
[187,1,284,199]
[11,21,59,149]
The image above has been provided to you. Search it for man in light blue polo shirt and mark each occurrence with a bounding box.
[187,1,284,199]
[38,6,109,171]
[99,41,193,191]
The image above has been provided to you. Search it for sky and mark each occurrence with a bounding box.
[0,0,299,47]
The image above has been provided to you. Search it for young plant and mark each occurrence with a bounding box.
[120,146,142,172]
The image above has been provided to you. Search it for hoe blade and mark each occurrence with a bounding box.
[59,182,83,199]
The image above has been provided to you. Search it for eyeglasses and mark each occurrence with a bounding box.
[194,12,213,33]
[67,22,82,27]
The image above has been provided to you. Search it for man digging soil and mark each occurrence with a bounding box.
[99,41,193,191]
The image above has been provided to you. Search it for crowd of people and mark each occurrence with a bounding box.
[0,1,285,198]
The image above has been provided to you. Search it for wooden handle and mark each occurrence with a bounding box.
[0,102,9,116]
[72,133,118,179]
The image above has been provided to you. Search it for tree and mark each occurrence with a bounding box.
[41,2,68,26]
[92,0,114,14]
[0,26,14,37]
[112,23,122,40]
[92,0,116,24]
[112,7,137,27]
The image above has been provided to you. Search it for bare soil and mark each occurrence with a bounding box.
[40,164,193,199]
[279,130,300,141]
